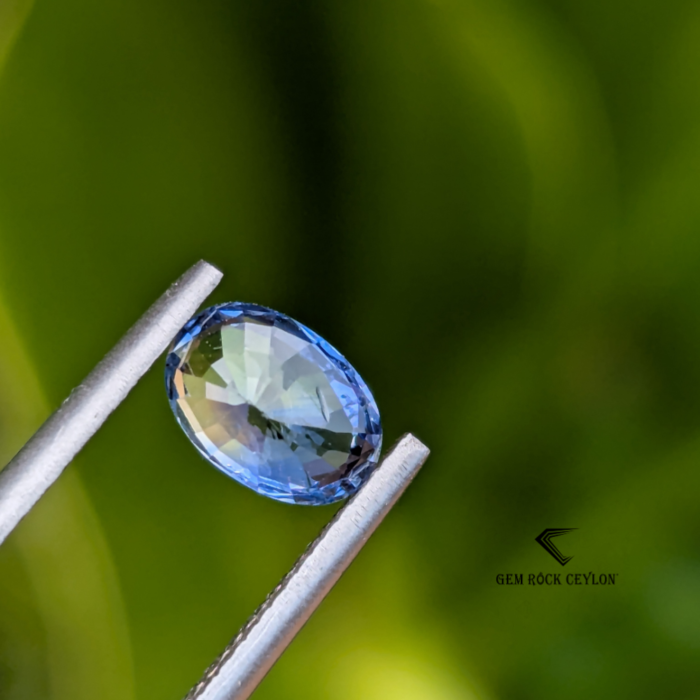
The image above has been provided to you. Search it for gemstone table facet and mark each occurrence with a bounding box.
[165,303,382,505]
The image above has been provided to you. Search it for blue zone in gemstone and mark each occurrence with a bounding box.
[165,302,382,505]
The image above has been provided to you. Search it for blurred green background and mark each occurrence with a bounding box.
[1,0,700,697]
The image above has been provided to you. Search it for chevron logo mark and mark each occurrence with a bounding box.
[535,528,577,566]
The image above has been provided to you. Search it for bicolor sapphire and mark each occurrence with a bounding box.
[165,302,382,505]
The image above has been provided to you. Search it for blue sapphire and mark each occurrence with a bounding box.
[165,303,382,505]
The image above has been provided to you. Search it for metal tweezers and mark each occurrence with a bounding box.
[0,261,430,700]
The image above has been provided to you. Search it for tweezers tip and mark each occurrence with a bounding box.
[195,259,224,279]
[401,432,430,459]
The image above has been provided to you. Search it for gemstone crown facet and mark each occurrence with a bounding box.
[165,302,382,505]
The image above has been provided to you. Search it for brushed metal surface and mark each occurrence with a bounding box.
[0,260,223,545]
[185,433,430,700]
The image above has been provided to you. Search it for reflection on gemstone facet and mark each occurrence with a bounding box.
[165,303,382,505]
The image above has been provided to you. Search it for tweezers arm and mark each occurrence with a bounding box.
[185,433,430,700]
[0,260,223,545]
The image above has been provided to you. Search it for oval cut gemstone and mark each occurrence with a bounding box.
[165,302,382,505]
